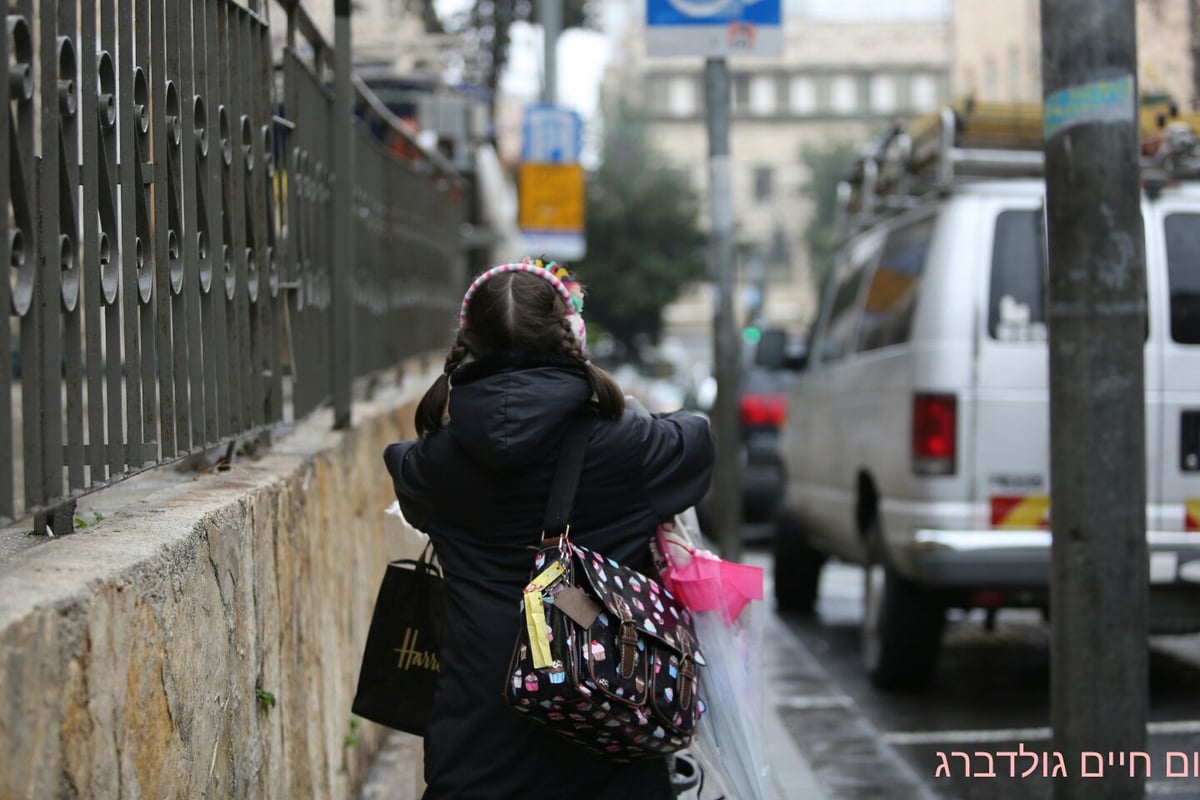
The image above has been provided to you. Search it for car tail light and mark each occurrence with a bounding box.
[971,589,1004,609]
[912,393,957,475]
[740,393,787,428]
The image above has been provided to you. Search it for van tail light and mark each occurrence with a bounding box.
[912,393,957,475]
[740,393,787,428]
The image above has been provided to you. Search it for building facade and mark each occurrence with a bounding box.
[603,5,952,339]
[605,0,1200,354]
[952,0,1200,109]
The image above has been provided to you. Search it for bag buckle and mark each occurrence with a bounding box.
[537,525,572,554]
[678,653,696,711]
[617,620,639,678]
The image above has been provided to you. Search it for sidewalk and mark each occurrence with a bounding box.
[761,614,829,799]
[358,712,827,800]
[356,562,830,800]
[758,556,830,800]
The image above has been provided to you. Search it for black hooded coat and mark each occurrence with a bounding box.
[383,353,715,799]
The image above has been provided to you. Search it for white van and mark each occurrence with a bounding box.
[768,103,1200,690]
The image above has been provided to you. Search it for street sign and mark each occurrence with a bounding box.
[518,162,586,260]
[520,230,587,261]
[518,163,584,230]
[521,104,583,164]
[645,0,782,58]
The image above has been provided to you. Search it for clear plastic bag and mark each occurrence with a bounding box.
[654,512,774,800]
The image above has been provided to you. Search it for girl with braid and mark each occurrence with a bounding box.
[384,260,714,799]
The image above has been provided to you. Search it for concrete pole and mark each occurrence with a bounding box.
[1041,2,1148,797]
[333,0,355,429]
[704,58,742,562]
[1192,0,1200,110]
[539,0,560,105]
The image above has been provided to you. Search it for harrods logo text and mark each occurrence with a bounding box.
[394,627,440,671]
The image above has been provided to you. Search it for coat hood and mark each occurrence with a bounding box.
[443,352,593,471]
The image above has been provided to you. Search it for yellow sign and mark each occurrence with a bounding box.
[518,163,585,232]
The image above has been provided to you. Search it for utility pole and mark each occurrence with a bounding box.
[539,0,560,105]
[704,58,742,562]
[1041,2,1148,798]
[1191,0,1200,111]
[332,0,354,429]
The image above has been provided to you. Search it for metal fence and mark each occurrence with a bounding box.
[3,0,467,530]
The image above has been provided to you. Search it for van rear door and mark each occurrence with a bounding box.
[1151,204,1200,535]
[972,200,1054,532]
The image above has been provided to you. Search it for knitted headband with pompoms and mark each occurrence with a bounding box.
[458,260,581,325]
[530,257,584,312]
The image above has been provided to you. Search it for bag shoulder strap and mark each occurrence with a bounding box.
[542,408,596,537]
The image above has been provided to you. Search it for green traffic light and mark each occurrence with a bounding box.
[742,326,762,345]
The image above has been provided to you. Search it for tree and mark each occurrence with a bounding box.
[575,108,707,355]
[799,142,857,290]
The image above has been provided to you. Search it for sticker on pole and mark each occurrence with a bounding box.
[1043,74,1135,140]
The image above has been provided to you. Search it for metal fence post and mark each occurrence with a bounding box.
[0,0,464,525]
[332,0,354,429]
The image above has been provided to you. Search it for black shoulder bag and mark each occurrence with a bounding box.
[503,410,706,762]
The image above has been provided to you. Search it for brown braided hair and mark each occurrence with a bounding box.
[414,269,624,437]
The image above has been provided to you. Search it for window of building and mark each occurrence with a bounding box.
[768,226,791,267]
[911,74,939,111]
[1008,47,1021,101]
[732,73,751,114]
[830,74,858,114]
[961,67,977,101]
[753,166,773,203]
[749,75,777,116]
[668,76,696,117]
[789,76,817,114]
[648,75,669,110]
[870,74,898,114]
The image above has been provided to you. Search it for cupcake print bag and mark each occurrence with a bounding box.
[502,411,705,762]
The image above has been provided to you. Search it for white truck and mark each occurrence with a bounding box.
[765,101,1200,690]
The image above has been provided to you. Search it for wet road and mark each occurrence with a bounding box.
[756,549,1200,799]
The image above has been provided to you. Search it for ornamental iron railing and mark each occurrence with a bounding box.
[3,0,466,531]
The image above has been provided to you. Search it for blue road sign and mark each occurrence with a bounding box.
[645,0,782,57]
[647,0,779,27]
[521,104,583,164]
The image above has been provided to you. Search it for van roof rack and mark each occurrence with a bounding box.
[838,96,1200,237]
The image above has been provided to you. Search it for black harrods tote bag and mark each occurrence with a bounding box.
[352,542,445,735]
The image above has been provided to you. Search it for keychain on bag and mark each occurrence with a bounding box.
[502,410,706,762]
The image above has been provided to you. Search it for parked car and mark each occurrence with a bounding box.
[766,103,1200,691]
[739,331,805,525]
[696,332,804,537]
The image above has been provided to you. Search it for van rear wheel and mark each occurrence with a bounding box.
[773,512,826,613]
[861,529,944,690]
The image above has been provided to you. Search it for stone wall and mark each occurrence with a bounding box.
[0,372,433,799]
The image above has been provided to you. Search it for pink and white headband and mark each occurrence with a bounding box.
[458,262,576,326]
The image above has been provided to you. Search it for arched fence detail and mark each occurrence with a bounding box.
[2,0,466,530]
